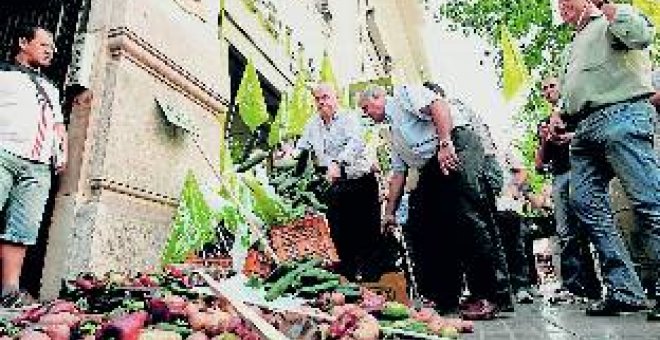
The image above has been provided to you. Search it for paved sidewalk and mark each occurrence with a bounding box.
[465,303,660,340]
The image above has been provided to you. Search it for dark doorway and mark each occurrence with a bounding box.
[0,0,87,298]
[227,44,281,162]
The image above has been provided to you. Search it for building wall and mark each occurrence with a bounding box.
[41,0,229,298]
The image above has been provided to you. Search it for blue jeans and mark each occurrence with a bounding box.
[570,100,660,305]
[553,171,601,299]
[0,149,51,246]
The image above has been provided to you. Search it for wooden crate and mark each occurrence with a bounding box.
[269,214,339,264]
[361,272,409,306]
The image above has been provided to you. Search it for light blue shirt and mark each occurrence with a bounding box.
[385,86,438,174]
[385,85,472,174]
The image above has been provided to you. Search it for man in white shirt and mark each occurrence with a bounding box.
[296,83,380,281]
[0,26,67,307]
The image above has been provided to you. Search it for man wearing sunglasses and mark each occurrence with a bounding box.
[535,77,601,303]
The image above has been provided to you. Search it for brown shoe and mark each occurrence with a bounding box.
[459,299,497,320]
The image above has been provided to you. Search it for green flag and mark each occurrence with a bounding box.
[500,25,530,101]
[633,0,660,27]
[236,59,269,131]
[320,52,339,93]
[287,71,313,137]
[268,97,288,147]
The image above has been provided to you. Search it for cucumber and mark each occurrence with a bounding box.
[265,259,321,301]
[298,279,340,295]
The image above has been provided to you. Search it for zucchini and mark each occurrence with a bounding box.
[265,259,321,301]
[298,279,340,295]
[300,268,340,282]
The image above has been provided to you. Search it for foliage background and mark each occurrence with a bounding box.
[439,0,658,192]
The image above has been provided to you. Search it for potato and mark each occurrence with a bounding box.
[138,329,182,340]
[39,312,80,328]
[18,330,51,340]
[206,310,232,329]
[188,312,209,332]
[45,324,71,340]
[186,331,209,340]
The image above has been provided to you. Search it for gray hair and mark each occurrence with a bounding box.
[358,85,386,104]
[311,82,336,96]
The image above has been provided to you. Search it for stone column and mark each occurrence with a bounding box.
[40,0,230,298]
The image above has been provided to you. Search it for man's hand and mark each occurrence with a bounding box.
[326,161,342,183]
[539,122,552,143]
[381,213,396,234]
[601,3,617,22]
[437,141,460,175]
[553,132,574,145]
[55,162,67,175]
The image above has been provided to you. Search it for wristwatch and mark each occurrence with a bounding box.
[439,139,452,148]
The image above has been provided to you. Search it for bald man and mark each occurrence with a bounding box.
[296,84,381,281]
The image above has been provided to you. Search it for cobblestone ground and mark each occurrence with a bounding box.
[464,302,660,340]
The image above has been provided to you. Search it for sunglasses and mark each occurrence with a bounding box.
[541,83,557,91]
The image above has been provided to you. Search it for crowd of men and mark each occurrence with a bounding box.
[1,0,659,325]
[295,0,660,322]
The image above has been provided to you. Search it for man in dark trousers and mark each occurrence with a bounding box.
[296,83,381,281]
[360,84,503,319]
[0,26,67,307]
[535,77,601,301]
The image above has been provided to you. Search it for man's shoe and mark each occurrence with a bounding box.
[648,304,660,321]
[515,290,534,304]
[459,299,497,320]
[586,299,647,316]
[0,290,38,309]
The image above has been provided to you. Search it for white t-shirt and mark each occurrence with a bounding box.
[0,70,63,164]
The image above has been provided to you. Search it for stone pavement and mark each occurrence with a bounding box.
[465,303,660,340]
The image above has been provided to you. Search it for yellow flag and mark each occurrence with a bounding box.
[500,26,530,101]
[633,0,660,27]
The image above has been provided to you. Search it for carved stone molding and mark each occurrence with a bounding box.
[173,0,208,22]
[107,27,228,114]
[89,177,178,207]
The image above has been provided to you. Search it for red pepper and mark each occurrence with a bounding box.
[75,278,95,291]
[97,311,148,340]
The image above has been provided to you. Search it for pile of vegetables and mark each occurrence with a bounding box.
[269,150,330,218]
[0,267,265,340]
[379,306,474,339]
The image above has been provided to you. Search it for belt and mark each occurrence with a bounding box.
[564,94,651,130]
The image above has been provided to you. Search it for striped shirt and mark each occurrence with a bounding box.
[0,69,63,164]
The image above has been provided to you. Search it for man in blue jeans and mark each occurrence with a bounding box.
[535,77,601,301]
[558,0,659,319]
[0,26,67,307]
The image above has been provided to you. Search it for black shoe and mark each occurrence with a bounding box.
[0,290,37,309]
[648,304,660,321]
[498,302,515,313]
[586,299,647,316]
